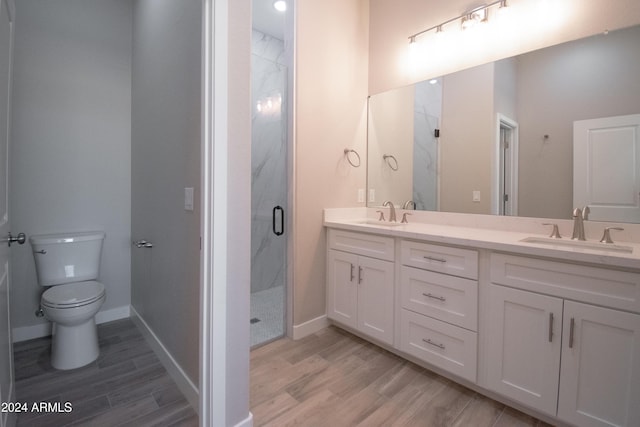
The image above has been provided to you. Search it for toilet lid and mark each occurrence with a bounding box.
[42,281,105,308]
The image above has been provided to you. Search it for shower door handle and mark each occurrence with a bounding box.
[272,206,284,236]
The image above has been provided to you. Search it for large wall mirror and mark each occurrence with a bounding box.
[368,24,640,223]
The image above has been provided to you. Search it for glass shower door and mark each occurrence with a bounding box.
[250,30,287,347]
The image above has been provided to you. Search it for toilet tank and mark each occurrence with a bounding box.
[29,231,106,286]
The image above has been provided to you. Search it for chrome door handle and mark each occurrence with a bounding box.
[4,232,26,247]
[133,240,153,248]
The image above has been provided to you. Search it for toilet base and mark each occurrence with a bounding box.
[51,318,99,370]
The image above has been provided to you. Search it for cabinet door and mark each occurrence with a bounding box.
[357,256,394,345]
[327,250,358,330]
[558,301,640,427]
[485,284,563,416]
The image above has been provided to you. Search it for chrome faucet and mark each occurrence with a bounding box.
[402,200,416,210]
[383,201,397,222]
[571,206,590,241]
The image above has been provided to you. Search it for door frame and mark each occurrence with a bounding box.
[199,0,253,426]
[493,113,519,216]
[0,2,14,427]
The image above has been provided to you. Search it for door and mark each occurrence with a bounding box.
[574,114,640,222]
[250,27,288,346]
[485,284,563,416]
[0,1,14,426]
[327,250,358,330]
[357,256,394,345]
[558,301,640,427]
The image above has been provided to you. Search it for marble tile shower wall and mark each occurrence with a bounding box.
[251,29,287,293]
[413,80,441,211]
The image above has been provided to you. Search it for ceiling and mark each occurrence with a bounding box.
[252,0,286,40]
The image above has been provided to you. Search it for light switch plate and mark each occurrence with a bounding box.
[185,187,194,211]
[358,189,365,203]
[369,189,376,203]
[472,190,481,202]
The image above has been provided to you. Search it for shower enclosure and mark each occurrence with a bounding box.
[250,29,287,347]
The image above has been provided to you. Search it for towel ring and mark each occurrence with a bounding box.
[383,154,398,171]
[344,148,361,168]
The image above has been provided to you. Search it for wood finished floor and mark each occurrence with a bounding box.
[13,318,198,427]
[251,326,554,427]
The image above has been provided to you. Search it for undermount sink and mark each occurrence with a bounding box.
[520,236,633,254]
[354,219,405,227]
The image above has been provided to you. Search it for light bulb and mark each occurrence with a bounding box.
[273,0,286,12]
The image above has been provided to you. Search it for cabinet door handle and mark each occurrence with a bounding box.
[423,256,447,263]
[350,264,355,282]
[422,293,446,302]
[422,338,445,350]
[548,312,554,342]
[569,318,575,348]
[358,266,363,284]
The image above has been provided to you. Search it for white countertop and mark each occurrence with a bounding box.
[324,213,640,271]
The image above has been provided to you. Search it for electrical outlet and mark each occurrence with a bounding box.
[358,189,365,203]
[472,190,481,202]
[369,189,376,203]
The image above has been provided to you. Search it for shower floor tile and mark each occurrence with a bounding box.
[250,286,284,347]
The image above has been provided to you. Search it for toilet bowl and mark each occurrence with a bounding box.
[41,281,106,369]
[30,232,107,370]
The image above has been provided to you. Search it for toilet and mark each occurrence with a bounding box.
[30,231,106,370]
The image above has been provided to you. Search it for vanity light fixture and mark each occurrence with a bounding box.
[273,0,287,12]
[408,0,508,44]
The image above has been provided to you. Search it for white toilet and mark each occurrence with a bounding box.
[30,231,107,370]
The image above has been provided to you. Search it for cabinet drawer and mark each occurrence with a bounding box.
[328,229,395,261]
[400,266,477,331]
[401,240,478,279]
[491,253,640,314]
[400,309,477,382]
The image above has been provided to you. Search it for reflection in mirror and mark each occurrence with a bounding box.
[367,24,640,223]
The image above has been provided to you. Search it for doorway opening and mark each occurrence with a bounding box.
[250,0,290,347]
[496,114,519,216]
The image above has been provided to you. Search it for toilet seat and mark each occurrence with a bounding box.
[41,281,105,309]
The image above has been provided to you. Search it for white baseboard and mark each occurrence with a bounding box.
[12,305,130,343]
[292,314,329,340]
[235,412,253,427]
[95,305,130,324]
[130,306,199,413]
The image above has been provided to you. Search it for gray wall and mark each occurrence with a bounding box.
[517,25,640,219]
[131,0,201,385]
[10,0,132,336]
[440,63,494,214]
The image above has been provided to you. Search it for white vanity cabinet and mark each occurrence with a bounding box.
[486,254,640,426]
[324,217,640,427]
[398,240,479,382]
[327,229,395,345]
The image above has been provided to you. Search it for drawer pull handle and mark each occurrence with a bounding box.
[423,256,447,263]
[569,318,575,348]
[422,293,446,302]
[358,266,363,284]
[548,312,554,342]
[422,338,445,350]
[350,264,355,282]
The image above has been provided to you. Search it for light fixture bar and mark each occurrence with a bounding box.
[408,0,507,42]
